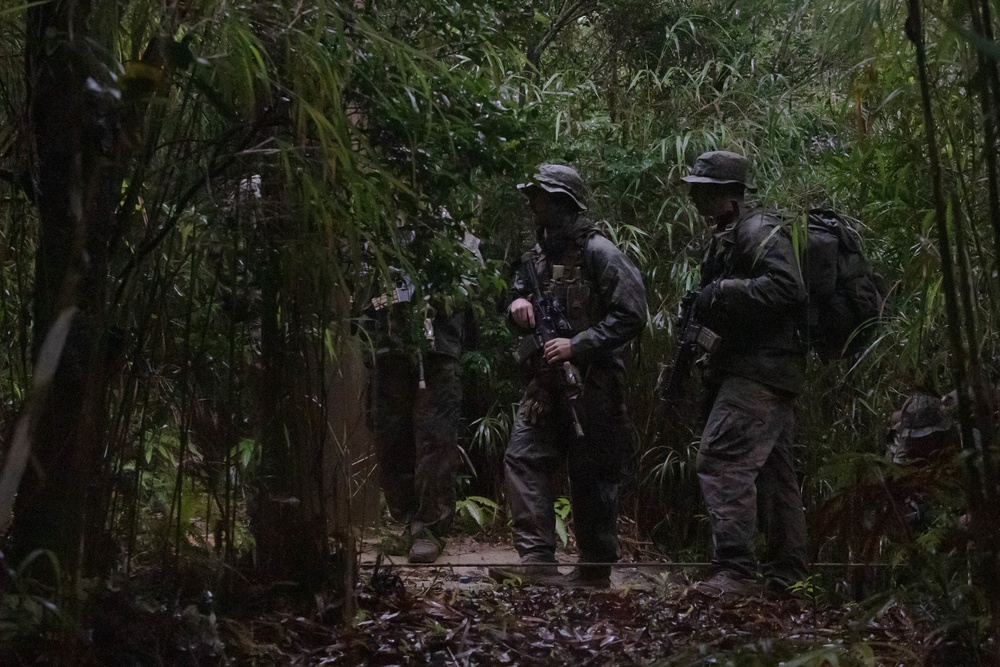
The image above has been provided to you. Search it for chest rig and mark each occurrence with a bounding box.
[702,219,739,286]
[543,238,593,335]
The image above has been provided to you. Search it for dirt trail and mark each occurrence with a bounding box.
[360,534,673,591]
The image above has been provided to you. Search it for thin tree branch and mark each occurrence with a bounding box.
[112,110,283,302]
[526,0,598,75]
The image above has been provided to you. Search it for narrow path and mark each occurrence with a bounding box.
[360,535,663,591]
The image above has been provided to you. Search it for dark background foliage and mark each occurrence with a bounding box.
[1,0,1000,662]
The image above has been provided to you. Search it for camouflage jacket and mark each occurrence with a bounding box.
[509,217,647,378]
[372,304,467,360]
[368,231,482,361]
[699,205,807,395]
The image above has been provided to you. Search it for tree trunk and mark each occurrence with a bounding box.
[8,0,119,581]
[324,303,374,620]
[249,198,330,591]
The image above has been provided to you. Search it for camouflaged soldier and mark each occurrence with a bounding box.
[887,392,959,465]
[490,164,647,588]
[370,232,481,564]
[682,151,809,598]
[885,391,961,529]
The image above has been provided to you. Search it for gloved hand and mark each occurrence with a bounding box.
[694,280,723,323]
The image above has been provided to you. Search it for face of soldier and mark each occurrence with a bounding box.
[527,188,577,229]
[689,183,734,219]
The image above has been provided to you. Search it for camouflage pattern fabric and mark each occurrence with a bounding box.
[698,364,808,585]
[372,301,467,361]
[505,377,629,576]
[373,351,462,538]
[504,223,646,575]
[694,203,809,585]
[887,392,958,464]
[699,206,807,395]
[507,224,647,373]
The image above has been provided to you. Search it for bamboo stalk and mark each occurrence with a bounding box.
[907,0,1000,629]
[968,0,1000,279]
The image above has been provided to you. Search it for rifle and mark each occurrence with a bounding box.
[511,260,586,438]
[656,291,722,405]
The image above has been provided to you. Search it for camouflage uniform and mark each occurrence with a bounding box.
[372,307,465,543]
[367,222,482,562]
[685,152,808,589]
[695,372,807,587]
[504,165,647,579]
[886,391,960,529]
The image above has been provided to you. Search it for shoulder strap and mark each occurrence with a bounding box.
[566,233,597,282]
[518,244,547,293]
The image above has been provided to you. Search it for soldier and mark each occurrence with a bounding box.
[491,164,647,588]
[680,150,809,598]
[369,228,480,564]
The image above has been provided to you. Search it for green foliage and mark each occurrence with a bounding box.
[3,0,1000,651]
[455,495,503,533]
[123,428,256,559]
[0,550,73,661]
[554,496,572,548]
[787,574,826,604]
[470,406,516,456]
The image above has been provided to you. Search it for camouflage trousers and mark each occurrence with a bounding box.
[504,375,628,575]
[373,353,461,539]
[697,375,808,585]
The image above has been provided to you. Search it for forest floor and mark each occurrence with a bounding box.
[220,534,938,666]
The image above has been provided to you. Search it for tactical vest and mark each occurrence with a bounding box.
[541,237,594,335]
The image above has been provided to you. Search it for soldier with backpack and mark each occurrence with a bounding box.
[680,150,810,598]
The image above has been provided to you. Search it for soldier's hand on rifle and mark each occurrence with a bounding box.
[543,338,573,364]
[509,298,535,329]
[694,280,723,322]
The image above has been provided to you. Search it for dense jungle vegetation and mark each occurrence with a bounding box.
[3,0,1000,664]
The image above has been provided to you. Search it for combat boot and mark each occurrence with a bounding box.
[407,530,443,564]
[489,560,564,586]
[764,577,808,600]
[688,570,758,599]
[563,566,611,589]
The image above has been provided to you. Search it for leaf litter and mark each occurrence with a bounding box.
[230,575,934,666]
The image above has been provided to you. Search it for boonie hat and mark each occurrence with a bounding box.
[518,164,588,211]
[682,151,756,189]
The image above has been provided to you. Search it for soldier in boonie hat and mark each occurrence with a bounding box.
[682,150,757,222]
[679,148,811,600]
[496,161,647,589]
[517,163,588,211]
[887,393,958,464]
[681,150,757,189]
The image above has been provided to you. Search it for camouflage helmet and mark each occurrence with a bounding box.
[888,393,957,464]
[681,151,757,189]
[518,163,588,210]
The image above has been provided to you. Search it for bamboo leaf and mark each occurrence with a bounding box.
[0,308,77,533]
[0,1,49,18]
[946,18,1000,62]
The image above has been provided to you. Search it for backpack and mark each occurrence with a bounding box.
[800,208,886,360]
